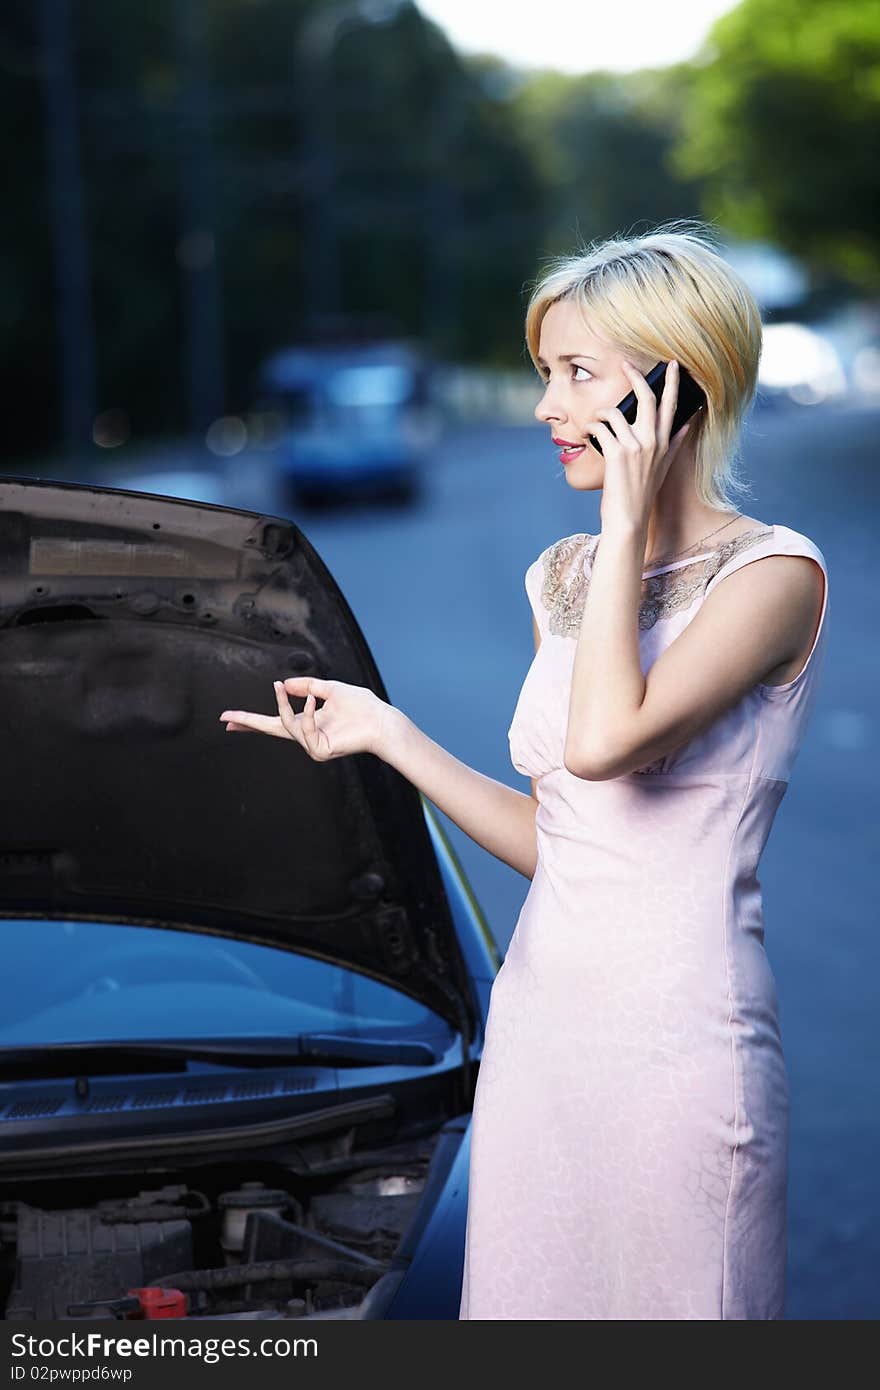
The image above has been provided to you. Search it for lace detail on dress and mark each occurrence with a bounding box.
[539,533,594,639]
[539,525,774,638]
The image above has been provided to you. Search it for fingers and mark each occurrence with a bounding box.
[594,405,634,447]
[585,419,616,450]
[621,359,655,414]
[280,677,327,758]
[282,675,331,700]
[660,359,680,437]
[273,680,312,752]
[219,710,249,731]
[219,680,325,754]
[304,692,319,753]
[623,358,680,449]
[219,710,289,738]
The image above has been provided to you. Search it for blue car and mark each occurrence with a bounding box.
[255,339,439,507]
[0,476,499,1321]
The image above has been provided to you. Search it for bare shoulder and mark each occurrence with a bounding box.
[702,546,823,623]
[756,552,825,684]
[568,521,826,778]
[702,546,825,683]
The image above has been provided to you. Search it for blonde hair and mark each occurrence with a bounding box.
[523,219,762,511]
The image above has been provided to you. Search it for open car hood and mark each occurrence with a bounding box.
[0,477,476,1035]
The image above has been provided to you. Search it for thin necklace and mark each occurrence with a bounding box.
[642,514,744,571]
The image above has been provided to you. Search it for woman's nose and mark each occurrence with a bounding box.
[534,386,563,425]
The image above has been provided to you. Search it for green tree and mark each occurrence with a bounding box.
[508,63,710,261]
[670,0,880,290]
[1,0,545,461]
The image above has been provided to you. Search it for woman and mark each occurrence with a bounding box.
[219,221,830,1319]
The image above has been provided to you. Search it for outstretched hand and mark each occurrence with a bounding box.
[219,676,393,762]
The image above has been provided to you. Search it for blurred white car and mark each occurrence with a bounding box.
[758,321,848,405]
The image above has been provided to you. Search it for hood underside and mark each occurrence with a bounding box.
[0,477,475,1034]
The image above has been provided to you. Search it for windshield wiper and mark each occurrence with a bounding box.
[0,1033,439,1082]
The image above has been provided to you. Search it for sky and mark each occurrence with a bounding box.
[414,0,740,75]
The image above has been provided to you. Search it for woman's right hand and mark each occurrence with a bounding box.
[219,676,395,763]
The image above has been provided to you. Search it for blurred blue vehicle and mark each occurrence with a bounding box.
[0,476,499,1321]
[255,335,440,507]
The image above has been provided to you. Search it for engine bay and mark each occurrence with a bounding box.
[1,1132,441,1320]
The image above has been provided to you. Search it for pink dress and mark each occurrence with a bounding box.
[459,522,830,1320]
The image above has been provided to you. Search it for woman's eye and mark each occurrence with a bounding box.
[537,365,592,384]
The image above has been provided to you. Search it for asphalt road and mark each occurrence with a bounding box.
[55,398,879,1319]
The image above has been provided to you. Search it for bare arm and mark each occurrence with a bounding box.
[376,613,542,881]
[225,614,542,881]
[379,708,537,881]
[568,539,825,780]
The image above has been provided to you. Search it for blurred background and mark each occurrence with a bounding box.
[2,0,878,1318]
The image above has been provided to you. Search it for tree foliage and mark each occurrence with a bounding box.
[670,0,880,289]
[1,0,874,462]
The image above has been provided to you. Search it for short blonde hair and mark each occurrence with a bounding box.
[523,219,762,512]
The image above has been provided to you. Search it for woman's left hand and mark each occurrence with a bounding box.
[590,359,694,536]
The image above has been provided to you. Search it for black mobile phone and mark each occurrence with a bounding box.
[587,361,706,455]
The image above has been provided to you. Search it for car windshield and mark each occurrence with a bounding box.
[324,364,412,408]
[0,919,449,1047]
